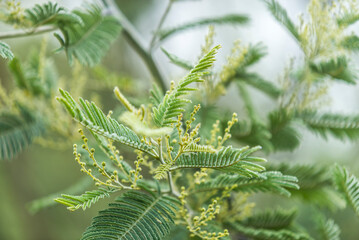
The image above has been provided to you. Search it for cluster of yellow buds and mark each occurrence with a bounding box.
[73,129,128,190]
[217,113,238,148]
[2,0,27,27]
[129,152,144,188]
[194,168,208,185]
[188,198,229,240]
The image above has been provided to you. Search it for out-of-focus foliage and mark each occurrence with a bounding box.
[1,0,359,239]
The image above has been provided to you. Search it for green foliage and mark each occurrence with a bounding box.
[28,177,93,214]
[269,110,300,151]
[57,89,158,157]
[9,53,58,98]
[318,217,341,240]
[158,14,249,41]
[81,190,179,240]
[161,47,193,70]
[333,165,359,217]
[55,187,116,211]
[337,13,359,27]
[152,45,220,127]
[150,83,164,107]
[241,208,297,230]
[0,107,44,160]
[236,73,282,98]
[299,111,359,141]
[309,56,356,84]
[195,171,299,197]
[25,2,82,26]
[270,164,344,209]
[341,35,359,51]
[173,146,266,177]
[54,4,121,66]
[0,41,14,60]
[265,0,300,41]
[229,223,312,240]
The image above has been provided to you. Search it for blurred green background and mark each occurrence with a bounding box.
[1,0,359,239]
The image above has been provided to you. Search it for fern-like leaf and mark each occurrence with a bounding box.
[269,110,300,151]
[158,14,249,41]
[25,2,82,26]
[318,217,341,240]
[265,0,300,41]
[0,108,45,160]
[57,89,158,158]
[172,146,266,177]
[333,165,359,217]
[309,56,356,84]
[150,83,164,108]
[0,41,14,60]
[161,47,193,70]
[55,4,121,66]
[195,171,298,197]
[342,35,359,52]
[152,45,220,127]
[230,223,313,240]
[299,111,359,141]
[337,13,359,27]
[242,208,297,230]
[182,141,216,153]
[81,190,179,240]
[269,164,345,210]
[55,187,116,211]
[236,73,282,98]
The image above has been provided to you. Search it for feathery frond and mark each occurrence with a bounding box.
[0,108,45,160]
[333,165,359,217]
[81,190,179,240]
[318,217,341,240]
[54,4,121,66]
[57,89,158,157]
[241,208,297,230]
[195,171,298,197]
[309,56,356,84]
[241,43,267,67]
[55,188,116,211]
[172,146,266,177]
[0,41,14,60]
[161,48,193,70]
[25,2,82,26]
[342,35,359,51]
[158,14,249,42]
[152,45,220,127]
[150,83,164,108]
[265,0,300,41]
[337,13,359,27]
[182,141,216,153]
[269,164,345,209]
[230,223,313,240]
[299,111,359,141]
[269,110,300,151]
[236,73,282,99]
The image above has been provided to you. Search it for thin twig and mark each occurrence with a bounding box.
[0,26,56,40]
[103,0,167,91]
[149,0,174,51]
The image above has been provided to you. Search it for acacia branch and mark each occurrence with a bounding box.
[0,26,56,40]
[103,0,167,91]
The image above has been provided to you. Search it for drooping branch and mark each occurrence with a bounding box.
[0,25,56,40]
[103,0,167,91]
